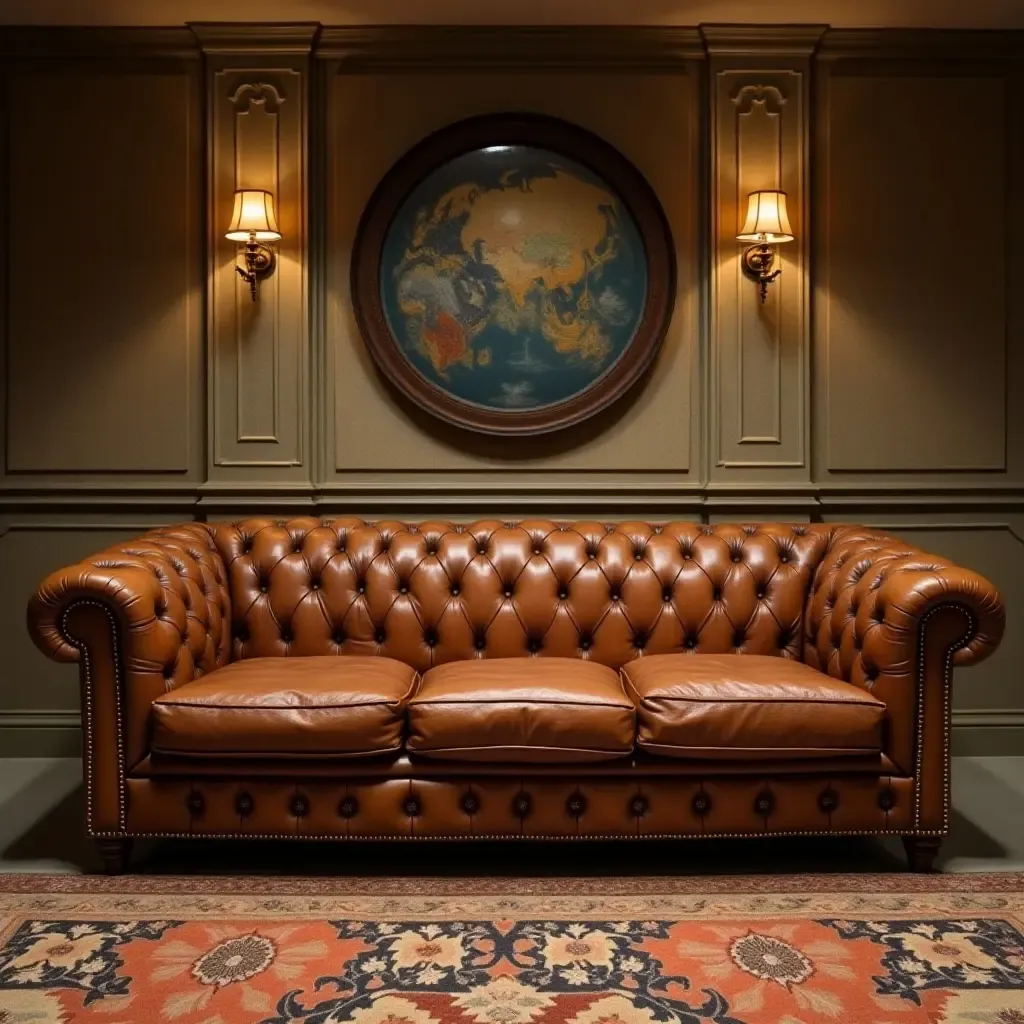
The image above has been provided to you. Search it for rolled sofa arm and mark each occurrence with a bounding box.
[27,524,231,834]
[804,526,1005,831]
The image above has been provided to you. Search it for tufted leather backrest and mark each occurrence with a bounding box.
[211,518,835,673]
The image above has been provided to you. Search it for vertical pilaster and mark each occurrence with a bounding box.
[191,24,319,503]
[702,26,822,492]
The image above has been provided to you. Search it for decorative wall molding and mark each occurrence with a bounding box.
[1,59,203,481]
[199,37,311,482]
[709,60,810,479]
[818,29,1024,63]
[317,26,705,69]
[814,65,1013,479]
[699,25,826,56]
[188,23,320,55]
[0,27,199,59]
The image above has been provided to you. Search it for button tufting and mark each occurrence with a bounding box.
[779,553,790,564]
[403,795,421,817]
[503,586,513,598]
[713,587,722,601]
[756,585,766,598]
[450,583,460,596]
[533,547,542,556]
[280,629,293,643]
[579,635,592,651]
[474,635,486,651]
[633,633,647,650]
[731,552,742,563]
[234,627,249,642]
[691,792,711,816]
[356,581,366,594]
[733,630,745,647]
[754,791,775,816]
[527,638,541,653]
[311,579,321,590]
[259,583,268,594]
[684,636,697,649]
[662,587,673,603]
[818,789,839,813]
[424,629,438,648]
[426,545,437,556]
[512,793,532,818]
[566,793,587,817]
[610,588,620,601]
[461,792,480,815]
[558,586,568,600]
[374,628,386,644]
[186,792,205,816]
[877,789,896,812]
[476,543,487,556]
[399,584,408,594]
[290,794,309,818]
[338,795,359,818]
[332,630,345,644]
[630,794,649,817]
[235,792,254,817]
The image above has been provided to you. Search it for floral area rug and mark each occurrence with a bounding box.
[0,874,1022,1023]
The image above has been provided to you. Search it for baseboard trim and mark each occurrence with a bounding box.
[950,709,1024,756]
[0,710,82,757]
[2,710,1022,760]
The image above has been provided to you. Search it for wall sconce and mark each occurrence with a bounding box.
[736,190,794,303]
[226,189,281,302]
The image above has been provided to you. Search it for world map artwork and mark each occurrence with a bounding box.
[379,145,649,413]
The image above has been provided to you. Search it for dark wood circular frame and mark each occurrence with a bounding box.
[351,113,676,436]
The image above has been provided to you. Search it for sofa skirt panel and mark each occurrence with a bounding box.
[120,773,917,839]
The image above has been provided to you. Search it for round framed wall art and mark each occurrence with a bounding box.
[351,113,676,436]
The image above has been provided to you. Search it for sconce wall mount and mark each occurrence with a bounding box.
[226,189,281,302]
[736,190,794,304]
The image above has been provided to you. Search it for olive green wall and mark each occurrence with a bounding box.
[1,26,1021,756]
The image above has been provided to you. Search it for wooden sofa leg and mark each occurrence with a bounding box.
[96,838,133,875]
[903,836,941,873]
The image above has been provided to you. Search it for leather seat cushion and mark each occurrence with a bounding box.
[621,653,886,759]
[407,658,636,763]
[151,656,417,758]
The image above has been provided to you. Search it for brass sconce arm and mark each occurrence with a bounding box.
[742,242,782,304]
[235,234,276,302]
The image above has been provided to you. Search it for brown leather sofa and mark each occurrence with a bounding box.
[28,519,1004,873]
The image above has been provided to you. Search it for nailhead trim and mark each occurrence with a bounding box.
[92,826,949,841]
[913,604,974,831]
[60,600,125,833]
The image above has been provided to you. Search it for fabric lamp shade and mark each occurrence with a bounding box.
[226,189,281,242]
[736,190,794,243]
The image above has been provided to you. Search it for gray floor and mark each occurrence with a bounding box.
[0,757,1022,876]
